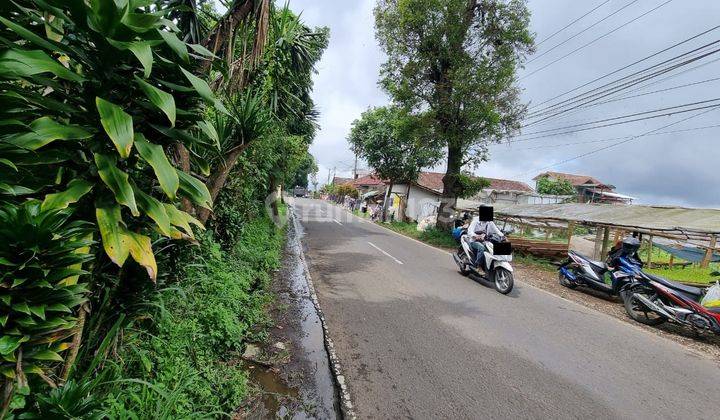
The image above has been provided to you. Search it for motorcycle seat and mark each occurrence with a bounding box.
[569,251,607,272]
[646,274,705,298]
[589,260,608,271]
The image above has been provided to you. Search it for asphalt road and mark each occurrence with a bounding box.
[295,198,720,420]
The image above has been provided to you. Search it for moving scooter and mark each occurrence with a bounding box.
[453,232,514,295]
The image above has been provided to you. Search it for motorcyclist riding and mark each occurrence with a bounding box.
[467,206,504,270]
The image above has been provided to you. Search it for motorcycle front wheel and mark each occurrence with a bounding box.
[558,270,578,289]
[492,267,514,295]
[457,248,471,276]
[622,291,666,326]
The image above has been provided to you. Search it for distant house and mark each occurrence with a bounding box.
[331,176,353,185]
[532,171,633,204]
[389,172,445,221]
[473,178,534,205]
[390,173,542,221]
[351,174,386,196]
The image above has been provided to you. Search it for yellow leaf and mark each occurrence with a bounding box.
[96,206,129,267]
[124,231,157,282]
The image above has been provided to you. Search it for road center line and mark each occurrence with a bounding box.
[367,241,404,265]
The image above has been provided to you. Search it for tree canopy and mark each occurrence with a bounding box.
[349,106,440,186]
[536,176,576,196]
[374,0,534,227]
[348,106,441,220]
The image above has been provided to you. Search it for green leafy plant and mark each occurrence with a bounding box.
[0,0,225,412]
[0,201,93,414]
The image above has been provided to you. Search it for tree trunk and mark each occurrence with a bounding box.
[381,181,394,222]
[198,144,250,224]
[1,379,13,419]
[436,143,462,230]
[60,303,89,383]
[398,183,411,222]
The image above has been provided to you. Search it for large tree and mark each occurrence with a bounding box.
[349,106,440,221]
[374,0,534,228]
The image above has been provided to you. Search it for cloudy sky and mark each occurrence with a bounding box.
[287,0,720,207]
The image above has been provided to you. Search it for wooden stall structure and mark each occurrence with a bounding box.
[456,202,720,265]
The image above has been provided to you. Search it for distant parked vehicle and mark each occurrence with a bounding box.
[557,237,642,297]
[293,186,307,197]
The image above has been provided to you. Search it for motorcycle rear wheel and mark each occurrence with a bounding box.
[493,267,514,295]
[623,291,666,326]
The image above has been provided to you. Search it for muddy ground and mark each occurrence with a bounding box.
[238,213,339,419]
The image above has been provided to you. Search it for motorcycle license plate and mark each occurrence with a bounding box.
[494,242,512,256]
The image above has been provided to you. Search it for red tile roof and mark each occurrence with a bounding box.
[415,172,445,192]
[351,174,385,187]
[532,171,609,188]
[484,177,533,192]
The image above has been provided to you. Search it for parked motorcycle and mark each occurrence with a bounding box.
[452,230,514,295]
[558,237,642,297]
[620,272,720,334]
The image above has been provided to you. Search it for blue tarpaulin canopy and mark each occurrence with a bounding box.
[653,242,720,263]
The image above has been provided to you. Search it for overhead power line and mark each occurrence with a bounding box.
[523,76,720,129]
[496,123,720,149]
[528,24,720,111]
[512,101,720,142]
[519,97,720,137]
[521,0,675,81]
[513,107,720,178]
[535,0,611,47]
[524,41,720,123]
[528,0,635,64]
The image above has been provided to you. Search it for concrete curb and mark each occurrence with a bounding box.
[288,205,356,419]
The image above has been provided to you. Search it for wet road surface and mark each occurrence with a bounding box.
[295,198,720,419]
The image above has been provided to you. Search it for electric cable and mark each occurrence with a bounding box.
[527,24,720,110]
[526,40,720,120]
[513,106,720,178]
[528,0,636,64]
[521,0,675,80]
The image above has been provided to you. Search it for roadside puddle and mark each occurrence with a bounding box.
[245,361,303,418]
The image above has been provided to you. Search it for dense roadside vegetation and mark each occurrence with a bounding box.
[0,0,325,417]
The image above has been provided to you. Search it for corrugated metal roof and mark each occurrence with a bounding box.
[457,202,720,236]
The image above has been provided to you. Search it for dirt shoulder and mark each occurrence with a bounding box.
[239,212,339,419]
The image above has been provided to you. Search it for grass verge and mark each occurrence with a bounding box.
[645,265,719,285]
[109,214,283,417]
[45,211,288,419]
[381,221,457,249]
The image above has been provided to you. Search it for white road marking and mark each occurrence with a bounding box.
[367,241,404,265]
[333,218,343,226]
